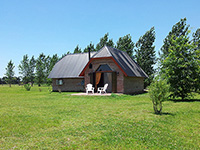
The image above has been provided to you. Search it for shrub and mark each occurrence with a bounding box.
[24,83,31,91]
[148,77,169,114]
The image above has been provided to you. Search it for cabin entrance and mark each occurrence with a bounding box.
[89,64,117,93]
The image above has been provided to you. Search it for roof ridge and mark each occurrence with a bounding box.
[66,51,96,56]
[105,45,112,57]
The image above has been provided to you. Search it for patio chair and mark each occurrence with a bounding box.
[97,83,108,94]
[86,83,94,94]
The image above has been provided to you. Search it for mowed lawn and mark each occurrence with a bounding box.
[0,85,199,149]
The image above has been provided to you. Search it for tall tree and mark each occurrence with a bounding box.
[135,27,156,87]
[19,55,35,85]
[160,18,199,100]
[96,33,114,51]
[73,45,82,53]
[29,56,36,86]
[116,34,134,57]
[46,54,59,85]
[160,18,189,60]
[5,60,15,87]
[161,31,197,100]
[84,42,96,52]
[35,53,46,86]
[19,55,30,84]
[192,28,200,92]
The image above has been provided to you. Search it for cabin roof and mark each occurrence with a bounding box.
[48,46,148,79]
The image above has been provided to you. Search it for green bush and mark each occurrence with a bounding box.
[24,83,31,91]
[148,77,169,114]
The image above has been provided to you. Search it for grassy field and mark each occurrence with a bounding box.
[0,85,199,149]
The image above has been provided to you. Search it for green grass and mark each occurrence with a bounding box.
[0,85,199,149]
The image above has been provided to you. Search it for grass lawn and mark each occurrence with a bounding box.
[0,85,199,149]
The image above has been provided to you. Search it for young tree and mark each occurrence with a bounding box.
[116,34,135,57]
[135,27,156,87]
[84,42,96,52]
[149,77,169,114]
[96,33,114,51]
[35,53,46,86]
[5,60,15,87]
[73,45,82,53]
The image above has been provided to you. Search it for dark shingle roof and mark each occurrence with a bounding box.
[48,45,148,79]
[104,46,148,77]
[48,52,95,78]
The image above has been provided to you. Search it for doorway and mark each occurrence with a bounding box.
[89,64,117,93]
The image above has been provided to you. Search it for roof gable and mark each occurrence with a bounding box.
[80,46,148,78]
[106,46,148,77]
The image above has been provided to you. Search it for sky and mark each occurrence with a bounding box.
[0,0,200,78]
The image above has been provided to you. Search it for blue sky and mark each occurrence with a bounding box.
[0,0,200,77]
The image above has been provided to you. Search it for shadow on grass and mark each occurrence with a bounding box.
[169,99,200,103]
[127,90,148,96]
[151,112,175,116]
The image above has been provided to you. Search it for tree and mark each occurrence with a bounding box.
[135,27,156,87]
[29,56,36,86]
[192,28,200,92]
[5,60,15,87]
[84,42,96,52]
[19,55,35,85]
[46,54,59,85]
[19,55,30,84]
[96,33,114,51]
[116,34,134,57]
[35,53,46,86]
[161,32,197,100]
[160,18,199,100]
[73,45,82,53]
[160,18,189,60]
[149,77,169,114]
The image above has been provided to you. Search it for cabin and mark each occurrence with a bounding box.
[48,45,148,94]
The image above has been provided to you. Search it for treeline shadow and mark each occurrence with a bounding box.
[169,99,200,103]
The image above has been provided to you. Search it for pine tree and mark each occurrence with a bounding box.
[135,27,156,87]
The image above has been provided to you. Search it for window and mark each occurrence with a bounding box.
[96,64,112,72]
[56,79,63,85]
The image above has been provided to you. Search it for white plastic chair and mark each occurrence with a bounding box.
[86,83,94,94]
[97,83,108,94]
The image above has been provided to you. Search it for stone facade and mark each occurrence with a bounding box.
[84,58,124,93]
[52,78,85,92]
[124,76,144,94]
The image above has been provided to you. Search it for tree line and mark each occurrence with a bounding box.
[3,18,200,101]
[3,26,156,87]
